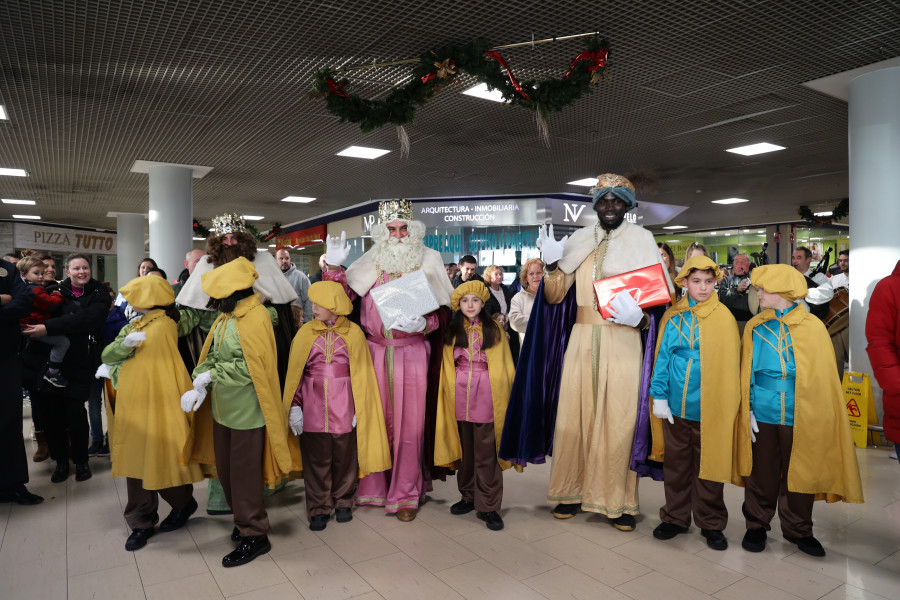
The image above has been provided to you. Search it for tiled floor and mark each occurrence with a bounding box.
[3,410,899,600]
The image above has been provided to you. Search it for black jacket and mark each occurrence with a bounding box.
[21,278,112,398]
[451,272,485,289]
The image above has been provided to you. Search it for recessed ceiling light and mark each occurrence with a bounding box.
[662,225,688,230]
[192,237,206,241]
[242,215,264,221]
[567,177,598,186]
[726,142,786,156]
[667,239,681,243]
[462,83,506,103]
[708,232,717,235]
[0,105,7,120]
[281,196,316,203]
[268,244,276,248]
[0,168,28,177]
[756,230,764,233]
[711,198,749,204]
[2,198,35,205]
[12,214,40,219]
[811,237,823,240]
[336,146,391,159]
[814,211,833,217]
[743,229,751,233]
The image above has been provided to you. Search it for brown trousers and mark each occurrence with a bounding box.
[457,422,502,512]
[299,431,358,517]
[213,422,270,537]
[742,422,815,537]
[124,478,194,530]
[660,417,727,530]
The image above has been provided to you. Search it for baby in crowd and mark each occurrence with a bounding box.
[17,255,70,387]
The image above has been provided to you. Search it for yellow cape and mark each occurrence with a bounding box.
[739,306,863,503]
[434,321,522,472]
[281,316,391,478]
[649,294,751,484]
[181,295,301,486]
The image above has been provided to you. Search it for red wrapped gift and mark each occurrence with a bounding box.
[593,263,671,319]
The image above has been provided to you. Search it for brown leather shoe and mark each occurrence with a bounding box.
[33,432,49,462]
[396,508,417,522]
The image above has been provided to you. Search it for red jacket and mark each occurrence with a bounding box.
[19,284,64,326]
[866,260,900,443]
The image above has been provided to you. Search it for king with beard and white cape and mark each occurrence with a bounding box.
[324,208,453,520]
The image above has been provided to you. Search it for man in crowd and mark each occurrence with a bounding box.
[718,252,757,335]
[831,249,849,289]
[451,255,483,288]
[172,249,205,295]
[324,199,454,521]
[276,248,313,326]
[791,246,833,315]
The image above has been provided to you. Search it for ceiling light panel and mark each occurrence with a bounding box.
[726,142,786,156]
[281,196,316,203]
[711,198,750,204]
[336,146,391,159]
[2,198,36,205]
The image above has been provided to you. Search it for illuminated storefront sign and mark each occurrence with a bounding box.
[276,224,327,249]
[13,222,117,254]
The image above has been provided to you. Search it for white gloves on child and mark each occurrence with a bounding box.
[123,331,146,347]
[95,364,112,379]
[352,414,357,428]
[289,405,303,435]
[749,410,759,443]
[181,389,205,412]
[652,399,675,424]
[192,370,212,392]
[324,231,350,267]
[536,224,567,266]
[606,293,644,328]
[393,314,426,333]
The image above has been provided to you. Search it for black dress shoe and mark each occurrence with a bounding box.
[309,514,329,531]
[75,463,92,482]
[125,527,156,551]
[0,485,44,505]
[612,514,636,531]
[784,534,826,557]
[335,507,353,523]
[477,511,504,531]
[742,528,767,552]
[450,499,475,515]
[222,535,271,567]
[159,498,198,532]
[701,529,728,550]
[551,503,579,519]
[51,461,69,483]
[231,527,241,542]
[653,522,689,540]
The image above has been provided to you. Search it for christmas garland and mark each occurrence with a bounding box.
[192,219,210,238]
[797,198,848,224]
[311,37,609,133]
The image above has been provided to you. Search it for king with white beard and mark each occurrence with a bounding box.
[323,199,453,522]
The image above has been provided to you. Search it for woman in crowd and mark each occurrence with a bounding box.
[483,265,518,361]
[137,258,159,277]
[22,252,112,483]
[684,242,708,262]
[658,243,679,302]
[508,258,544,346]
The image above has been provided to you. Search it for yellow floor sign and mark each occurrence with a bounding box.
[842,372,877,448]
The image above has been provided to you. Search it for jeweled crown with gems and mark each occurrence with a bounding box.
[212,213,247,235]
[378,198,413,223]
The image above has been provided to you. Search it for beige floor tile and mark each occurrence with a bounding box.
[531,531,650,586]
[200,540,289,597]
[380,520,477,571]
[68,562,145,600]
[144,572,226,600]
[350,593,386,600]
[67,525,135,574]
[352,551,463,600]
[273,544,374,600]
[0,503,9,544]
[455,527,562,579]
[817,583,892,600]
[874,549,900,574]
[436,558,547,599]
[347,504,409,533]
[615,535,744,594]
[417,501,489,538]
[229,581,305,599]
[188,514,239,548]
[267,519,326,558]
[135,526,212,587]
[523,564,634,600]
[783,550,900,600]
[712,576,805,600]
[312,516,398,564]
[502,506,568,543]
[553,511,650,549]
[824,515,900,565]
[0,551,67,600]
[616,571,716,600]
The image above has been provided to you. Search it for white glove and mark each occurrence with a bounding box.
[749,410,759,443]
[181,389,205,412]
[95,364,112,379]
[325,231,350,267]
[536,224,567,266]
[393,314,426,333]
[123,331,146,348]
[289,405,303,436]
[605,292,644,327]
[352,414,357,428]
[652,399,675,424]
[192,370,213,392]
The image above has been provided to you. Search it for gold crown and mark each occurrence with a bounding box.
[592,173,635,192]
[212,213,246,235]
[378,198,413,223]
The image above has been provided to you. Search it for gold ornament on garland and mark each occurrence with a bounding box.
[797,198,848,224]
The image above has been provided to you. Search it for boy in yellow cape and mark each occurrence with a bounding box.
[282,281,390,531]
[648,255,751,551]
[180,257,300,568]
[740,264,863,558]
[98,275,206,552]
[434,281,521,531]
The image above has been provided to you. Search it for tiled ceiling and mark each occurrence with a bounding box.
[1,0,898,235]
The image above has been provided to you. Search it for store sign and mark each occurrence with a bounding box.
[14,222,117,254]
[415,199,536,227]
[276,224,327,249]
[422,228,539,254]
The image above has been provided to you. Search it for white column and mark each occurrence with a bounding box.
[848,66,900,420]
[116,213,145,289]
[148,165,193,282]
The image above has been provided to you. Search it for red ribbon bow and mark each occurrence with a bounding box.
[327,79,348,98]
[420,72,437,84]
[563,47,609,80]
[483,50,530,100]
